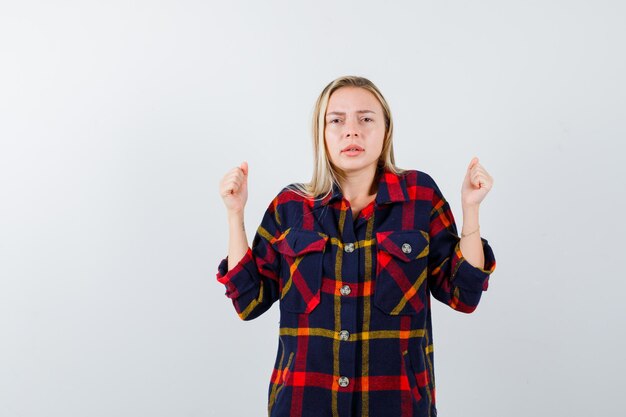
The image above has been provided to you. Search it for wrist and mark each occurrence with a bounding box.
[461,225,480,238]
[228,211,245,229]
[461,202,480,213]
[227,209,244,220]
[461,204,480,237]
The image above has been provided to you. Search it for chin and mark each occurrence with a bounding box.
[336,160,377,173]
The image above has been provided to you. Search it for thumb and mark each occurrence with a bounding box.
[467,156,479,172]
[240,161,248,177]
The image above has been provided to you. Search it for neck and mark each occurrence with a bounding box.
[337,164,381,201]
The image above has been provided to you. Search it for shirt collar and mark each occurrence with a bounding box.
[320,165,410,206]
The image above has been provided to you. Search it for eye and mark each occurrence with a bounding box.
[328,118,341,124]
[362,117,373,122]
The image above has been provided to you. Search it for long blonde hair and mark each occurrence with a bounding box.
[286,75,407,201]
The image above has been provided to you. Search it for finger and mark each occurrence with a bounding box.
[232,170,244,182]
[240,161,248,176]
[227,177,242,191]
[228,164,246,178]
[474,165,489,175]
[472,173,486,187]
[221,185,235,198]
[476,175,490,189]
[228,169,245,182]
[227,181,240,195]
[472,167,486,178]
[469,165,484,179]
[220,183,233,197]
[467,156,479,172]
[473,167,491,182]
[472,172,485,182]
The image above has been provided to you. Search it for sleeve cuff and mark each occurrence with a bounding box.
[450,238,496,291]
[216,247,257,298]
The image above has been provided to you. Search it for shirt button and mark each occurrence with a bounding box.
[344,242,355,253]
[339,285,351,296]
[339,330,350,341]
[338,376,350,387]
[402,243,412,254]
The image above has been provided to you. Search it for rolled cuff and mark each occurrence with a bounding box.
[216,247,257,298]
[450,238,496,292]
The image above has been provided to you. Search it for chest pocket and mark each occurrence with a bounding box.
[374,229,430,315]
[272,227,329,314]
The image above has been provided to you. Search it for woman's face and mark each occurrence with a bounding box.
[324,86,386,176]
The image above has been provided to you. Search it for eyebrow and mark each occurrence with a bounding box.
[326,110,376,117]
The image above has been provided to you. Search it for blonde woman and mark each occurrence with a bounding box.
[217,75,496,417]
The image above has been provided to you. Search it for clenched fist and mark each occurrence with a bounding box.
[461,157,493,208]
[220,161,249,215]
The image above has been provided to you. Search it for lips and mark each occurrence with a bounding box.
[341,145,364,152]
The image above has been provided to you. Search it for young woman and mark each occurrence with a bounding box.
[217,75,496,417]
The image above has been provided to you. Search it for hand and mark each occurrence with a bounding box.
[220,161,249,214]
[461,157,493,208]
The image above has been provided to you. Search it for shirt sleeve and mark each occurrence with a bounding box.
[426,179,496,313]
[215,196,283,321]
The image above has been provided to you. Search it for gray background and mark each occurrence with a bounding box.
[1,1,624,416]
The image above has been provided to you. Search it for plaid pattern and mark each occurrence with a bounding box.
[216,165,496,417]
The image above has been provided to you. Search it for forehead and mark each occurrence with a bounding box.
[326,87,382,112]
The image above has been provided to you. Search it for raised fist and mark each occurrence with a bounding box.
[220,161,249,214]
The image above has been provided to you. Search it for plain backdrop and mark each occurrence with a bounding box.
[1,1,625,416]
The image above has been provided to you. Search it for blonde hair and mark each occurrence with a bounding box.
[286,75,406,201]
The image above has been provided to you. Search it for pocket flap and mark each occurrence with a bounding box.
[272,228,329,257]
[376,230,429,262]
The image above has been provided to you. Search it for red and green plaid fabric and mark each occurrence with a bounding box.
[216,165,496,417]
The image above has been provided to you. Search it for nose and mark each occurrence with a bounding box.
[345,117,359,138]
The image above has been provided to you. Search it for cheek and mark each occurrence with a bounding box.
[365,123,384,136]
[371,126,386,147]
[323,133,335,155]
[323,139,338,163]
[324,127,339,143]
